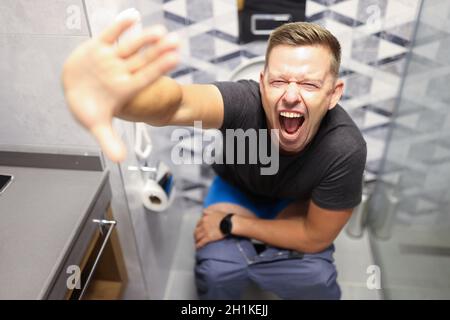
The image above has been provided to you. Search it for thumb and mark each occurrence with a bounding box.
[91,123,127,162]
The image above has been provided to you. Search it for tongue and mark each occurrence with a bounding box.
[283,117,300,134]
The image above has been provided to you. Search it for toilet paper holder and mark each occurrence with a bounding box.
[129,161,175,212]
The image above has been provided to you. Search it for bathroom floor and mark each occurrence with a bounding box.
[164,202,381,300]
[369,225,450,299]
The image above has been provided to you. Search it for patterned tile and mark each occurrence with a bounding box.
[345,73,373,97]
[356,0,387,24]
[376,38,408,60]
[415,21,449,46]
[371,0,450,238]
[186,0,213,23]
[352,34,381,64]
[363,109,391,129]
[160,0,428,199]
[189,32,216,60]
[163,10,194,26]
[377,58,406,76]
[385,21,416,42]
[329,0,359,20]
[306,0,328,17]
[163,0,187,19]
[301,0,416,178]
[312,0,349,6]
[427,73,450,103]
[191,69,217,83]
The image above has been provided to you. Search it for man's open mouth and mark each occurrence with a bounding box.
[279,111,305,135]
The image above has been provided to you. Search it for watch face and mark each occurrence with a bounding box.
[220,214,233,235]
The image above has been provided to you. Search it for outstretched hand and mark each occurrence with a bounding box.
[62,18,179,162]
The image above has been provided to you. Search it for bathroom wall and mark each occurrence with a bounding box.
[370,1,450,231]
[0,0,93,147]
[305,0,421,182]
[366,0,450,298]
[160,0,422,184]
[0,0,146,299]
[369,0,450,229]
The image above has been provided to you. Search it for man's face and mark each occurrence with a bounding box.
[260,45,344,154]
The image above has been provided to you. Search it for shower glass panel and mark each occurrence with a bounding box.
[367,0,450,299]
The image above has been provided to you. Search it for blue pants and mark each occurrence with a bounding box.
[195,176,341,300]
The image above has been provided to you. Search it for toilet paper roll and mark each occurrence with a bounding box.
[141,171,175,212]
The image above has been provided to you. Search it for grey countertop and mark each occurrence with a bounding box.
[0,151,109,299]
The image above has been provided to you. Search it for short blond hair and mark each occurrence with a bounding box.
[265,22,341,78]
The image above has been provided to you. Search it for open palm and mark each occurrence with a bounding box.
[62,18,179,162]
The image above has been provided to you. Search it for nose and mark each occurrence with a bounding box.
[282,82,301,106]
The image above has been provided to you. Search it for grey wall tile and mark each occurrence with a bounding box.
[84,0,164,35]
[0,0,89,36]
[0,34,97,147]
[186,0,213,23]
[351,35,380,64]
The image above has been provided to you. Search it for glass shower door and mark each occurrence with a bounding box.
[367,0,450,299]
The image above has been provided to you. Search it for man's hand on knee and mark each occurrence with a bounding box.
[194,208,234,249]
[194,203,259,249]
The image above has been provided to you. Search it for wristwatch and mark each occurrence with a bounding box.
[219,213,234,236]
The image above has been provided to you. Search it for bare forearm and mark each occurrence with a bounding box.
[117,76,182,126]
[232,215,329,253]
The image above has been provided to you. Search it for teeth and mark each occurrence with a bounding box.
[280,112,303,118]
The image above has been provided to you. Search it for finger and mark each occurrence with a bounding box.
[194,225,204,239]
[91,124,127,162]
[203,208,220,215]
[202,209,212,215]
[99,18,138,44]
[117,25,167,59]
[195,218,203,229]
[194,229,205,242]
[196,237,208,250]
[132,51,179,90]
[126,32,179,73]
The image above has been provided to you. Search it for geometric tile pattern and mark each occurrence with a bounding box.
[305,0,420,180]
[162,0,421,186]
[368,0,450,227]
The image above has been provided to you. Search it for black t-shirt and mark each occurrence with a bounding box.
[211,79,367,210]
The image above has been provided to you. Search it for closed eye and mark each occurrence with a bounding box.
[271,80,286,86]
[302,83,319,89]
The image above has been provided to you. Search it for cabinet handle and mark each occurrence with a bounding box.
[78,219,117,299]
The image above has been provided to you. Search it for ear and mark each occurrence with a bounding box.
[259,70,265,92]
[328,79,344,111]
